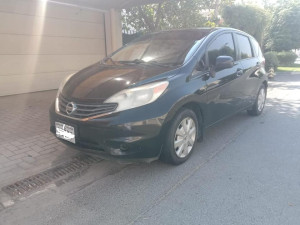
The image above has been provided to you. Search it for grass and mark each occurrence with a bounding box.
[277,63,300,72]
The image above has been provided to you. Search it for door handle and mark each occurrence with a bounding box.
[236,69,243,77]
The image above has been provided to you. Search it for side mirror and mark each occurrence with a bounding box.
[215,56,234,72]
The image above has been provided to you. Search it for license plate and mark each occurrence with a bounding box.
[55,122,75,144]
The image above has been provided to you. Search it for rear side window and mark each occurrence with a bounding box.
[207,33,236,67]
[251,38,263,57]
[236,34,253,59]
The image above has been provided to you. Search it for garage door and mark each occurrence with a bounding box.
[0,0,106,96]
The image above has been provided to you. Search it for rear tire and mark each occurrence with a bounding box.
[247,84,267,116]
[160,108,198,165]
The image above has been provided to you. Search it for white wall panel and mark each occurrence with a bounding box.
[0,0,106,96]
[0,72,78,96]
[0,55,103,76]
[0,0,104,23]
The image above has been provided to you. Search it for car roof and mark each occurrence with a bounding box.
[151,28,216,35]
[151,27,248,37]
[130,27,255,44]
[137,28,216,41]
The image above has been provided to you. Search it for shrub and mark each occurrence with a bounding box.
[276,51,298,66]
[264,52,279,71]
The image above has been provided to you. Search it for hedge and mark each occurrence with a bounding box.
[264,52,279,71]
[276,51,298,66]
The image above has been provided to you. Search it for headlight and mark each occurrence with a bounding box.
[55,73,74,112]
[105,81,169,112]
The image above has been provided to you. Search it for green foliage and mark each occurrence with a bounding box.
[264,52,279,71]
[122,1,205,32]
[264,51,298,70]
[277,65,300,72]
[265,1,300,51]
[222,5,268,45]
[276,51,298,66]
[122,0,234,33]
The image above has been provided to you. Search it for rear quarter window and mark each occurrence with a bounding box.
[251,38,263,57]
[236,34,253,59]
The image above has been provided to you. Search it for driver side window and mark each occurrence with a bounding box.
[207,33,236,70]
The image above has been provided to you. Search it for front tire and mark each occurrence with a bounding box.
[247,84,267,116]
[161,108,198,165]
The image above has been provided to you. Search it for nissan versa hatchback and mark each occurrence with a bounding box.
[49,28,267,165]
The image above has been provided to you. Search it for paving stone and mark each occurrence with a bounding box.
[4,145,18,151]
[0,165,19,175]
[45,139,59,145]
[40,148,57,155]
[11,147,31,154]
[2,159,22,168]
[8,153,27,160]
[0,156,9,163]
[0,149,14,157]
[22,156,36,164]
[55,145,67,151]
[30,145,43,152]
[42,143,59,151]
[0,90,78,185]
[17,162,32,170]
[10,141,23,147]
[27,150,39,157]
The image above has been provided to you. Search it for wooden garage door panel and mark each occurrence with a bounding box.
[0,0,104,23]
[0,72,77,96]
[0,35,105,55]
[0,54,104,76]
[0,12,104,38]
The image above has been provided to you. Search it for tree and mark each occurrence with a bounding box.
[265,1,300,51]
[122,0,234,33]
[222,5,268,45]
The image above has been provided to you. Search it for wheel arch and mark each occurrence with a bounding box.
[263,80,268,88]
[162,97,205,141]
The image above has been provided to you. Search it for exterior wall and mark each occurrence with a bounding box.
[0,0,117,96]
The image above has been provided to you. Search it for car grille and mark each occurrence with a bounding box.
[58,95,118,119]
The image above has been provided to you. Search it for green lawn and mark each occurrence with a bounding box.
[277,63,300,72]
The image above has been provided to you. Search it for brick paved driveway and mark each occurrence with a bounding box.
[0,91,78,187]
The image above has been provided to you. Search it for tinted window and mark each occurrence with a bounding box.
[196,55,206,72]
[251,39,259,57]
[207,33,235,68]
[251,38,262,57]
[236,34,253,59]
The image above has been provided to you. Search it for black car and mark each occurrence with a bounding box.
[49,27,267,165]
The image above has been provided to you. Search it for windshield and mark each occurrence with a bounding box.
[106,30,211,66]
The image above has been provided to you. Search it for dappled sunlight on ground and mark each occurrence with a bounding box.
[266,73,300,118]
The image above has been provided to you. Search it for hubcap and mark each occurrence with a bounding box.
[174,117,196,158]
[257,88,266,111]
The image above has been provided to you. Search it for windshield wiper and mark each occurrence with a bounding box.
[118,59,145,64]
[118,59,172,67]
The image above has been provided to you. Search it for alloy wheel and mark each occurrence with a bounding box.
[257,88,266,112]
[174,117,196,158]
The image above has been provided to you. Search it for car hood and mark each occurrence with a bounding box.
[62,62,178,101]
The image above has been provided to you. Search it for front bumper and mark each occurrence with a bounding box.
[49,103,167,162]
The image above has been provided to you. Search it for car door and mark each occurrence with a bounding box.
[234,33,262,107]
[204,32,245,126]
